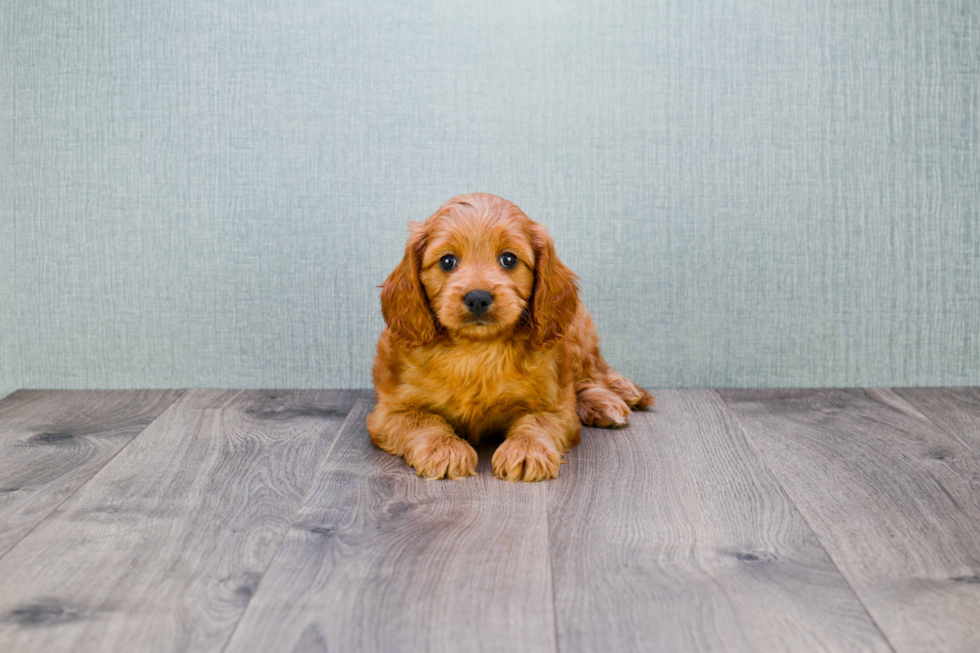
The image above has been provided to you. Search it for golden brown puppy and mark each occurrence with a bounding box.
[368,193,653,481]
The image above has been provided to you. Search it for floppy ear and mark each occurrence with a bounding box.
[528,223,579,346]
[380,222,437,346]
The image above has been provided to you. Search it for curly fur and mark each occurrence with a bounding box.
[368,193,654,481]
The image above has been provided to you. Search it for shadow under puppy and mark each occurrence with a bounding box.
[368,193,653,481]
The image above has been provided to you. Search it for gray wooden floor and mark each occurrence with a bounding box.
[0,389,978,653]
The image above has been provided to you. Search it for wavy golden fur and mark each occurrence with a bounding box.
[368,193,653,481]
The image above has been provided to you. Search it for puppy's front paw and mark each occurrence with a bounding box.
[492,436,562,482]
[404,434,477,480]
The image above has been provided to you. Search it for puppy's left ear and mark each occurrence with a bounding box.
[528,223,579,346]
[380,221,437,346]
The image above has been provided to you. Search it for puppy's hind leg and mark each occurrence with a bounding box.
[576,381,631,428]
[603,369,655,410]
[568,307,654,427]
[575,369,655,428]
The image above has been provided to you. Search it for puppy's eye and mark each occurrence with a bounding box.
[439,254,457,271]
[499,252,518,269]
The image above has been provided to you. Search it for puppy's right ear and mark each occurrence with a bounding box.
[380,221,436,346]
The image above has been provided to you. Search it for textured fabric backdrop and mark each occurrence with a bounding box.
[2,0,978,397]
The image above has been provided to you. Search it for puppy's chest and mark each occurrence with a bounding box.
[407,343,558,416]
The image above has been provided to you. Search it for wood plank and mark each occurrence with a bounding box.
[548,390,891,653]
[224,395,556,653]
[721,388,980,653]
[0,390,183,557]
[0,389,358,653]
[893,387,980,457]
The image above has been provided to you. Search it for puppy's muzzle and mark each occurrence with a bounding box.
[463,290,494,315]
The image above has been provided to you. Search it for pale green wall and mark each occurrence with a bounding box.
[2,0,978,396]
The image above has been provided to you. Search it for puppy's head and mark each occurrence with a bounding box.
[380,193,578,346]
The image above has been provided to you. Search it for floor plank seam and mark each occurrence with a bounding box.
[545,483,561,653]
[218,389,364,653]
[713,390,900,653]
[0,389,187,564]
[891,387,978,457]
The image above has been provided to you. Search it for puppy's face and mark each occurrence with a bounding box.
[419,212,535,339]
[380,194,579,347]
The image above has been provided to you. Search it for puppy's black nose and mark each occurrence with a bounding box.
[463,290,494,315]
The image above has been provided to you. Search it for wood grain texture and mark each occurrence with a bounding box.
[0,390,183,557]
[0,389,358,653]
[224,395,556,653]
[547,390,890,653]
[721,388,980,653]
[893,387,980,457]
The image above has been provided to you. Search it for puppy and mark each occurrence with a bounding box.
[367,193,653,481]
